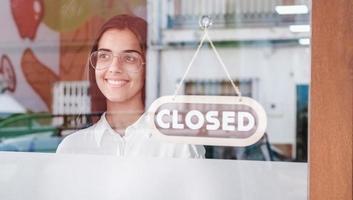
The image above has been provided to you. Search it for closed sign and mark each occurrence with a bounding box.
[147,95,267,147]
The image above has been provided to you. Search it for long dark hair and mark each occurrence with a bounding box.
[89,14,147,113]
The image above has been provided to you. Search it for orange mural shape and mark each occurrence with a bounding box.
[10,0,44,41]
[20,17,104,111]
[21,48,59,110]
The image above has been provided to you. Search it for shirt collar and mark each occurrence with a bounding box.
[94,113,108,147]
[94,112,149,147]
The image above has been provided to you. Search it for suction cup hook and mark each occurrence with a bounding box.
[199,15,213,29]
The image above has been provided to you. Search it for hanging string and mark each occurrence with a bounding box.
[204,29,242,98]
[172,16,242,99]
[172,32,208,98]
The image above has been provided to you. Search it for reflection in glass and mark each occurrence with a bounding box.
[0,0,310,162]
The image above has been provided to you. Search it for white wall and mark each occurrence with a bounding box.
[0,0,59,112]
[147,45,310,145]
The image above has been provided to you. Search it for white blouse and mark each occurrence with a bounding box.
[56,113,205,158]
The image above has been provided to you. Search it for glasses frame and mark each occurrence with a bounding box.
[89,50,145,73]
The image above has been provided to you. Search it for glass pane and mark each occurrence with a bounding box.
[0,0,310,199]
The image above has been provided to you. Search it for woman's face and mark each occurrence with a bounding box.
[95,29,145,104]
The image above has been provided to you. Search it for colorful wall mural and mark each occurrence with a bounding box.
[0,0,146,112]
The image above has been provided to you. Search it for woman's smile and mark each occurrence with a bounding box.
[105,78,129,87]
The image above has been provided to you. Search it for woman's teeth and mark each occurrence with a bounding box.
[107,79,128,86]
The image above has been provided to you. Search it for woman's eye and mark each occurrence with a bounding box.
[124,55,137,63]
[98,53,110,60]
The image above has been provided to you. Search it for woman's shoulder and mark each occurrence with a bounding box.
[56,124,97,153]
[64,124,96,141]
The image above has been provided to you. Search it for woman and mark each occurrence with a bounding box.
[56,14,205,158]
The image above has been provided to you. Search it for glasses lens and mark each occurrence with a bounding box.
[90,50,112,69]
[120,52,143,72]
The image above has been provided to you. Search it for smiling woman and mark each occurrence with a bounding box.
[56,14,205,158]
[94,29,145,109]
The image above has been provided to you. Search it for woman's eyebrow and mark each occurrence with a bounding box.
[123,49,143,55]
[97,48,143,55]
[97,48,112,52]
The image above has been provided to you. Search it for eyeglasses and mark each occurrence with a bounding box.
[89,50,145,72]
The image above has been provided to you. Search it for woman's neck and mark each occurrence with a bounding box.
[106,97,144,135]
